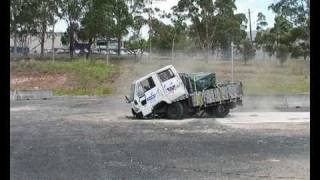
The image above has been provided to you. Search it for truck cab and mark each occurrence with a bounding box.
[126,65,188,118]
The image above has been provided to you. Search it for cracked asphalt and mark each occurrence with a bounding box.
[10,96,310,180]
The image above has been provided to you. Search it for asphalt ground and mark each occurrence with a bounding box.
[10,96,310,180]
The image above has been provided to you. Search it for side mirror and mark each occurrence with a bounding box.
[125,96,130,103]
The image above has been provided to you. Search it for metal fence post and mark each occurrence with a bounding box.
[231,41,234,82]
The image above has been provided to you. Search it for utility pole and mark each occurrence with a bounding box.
[52,23,55,62]
[248,9,253,42]
[231,41,234,82]
[171,35,175,61]
[148,0,152,60]
[106,39,109,65]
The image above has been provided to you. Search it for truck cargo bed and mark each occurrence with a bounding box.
[189,82,243,107]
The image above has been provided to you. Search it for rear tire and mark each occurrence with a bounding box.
[132,109,143,119]
[215,104,229,118]
[205,107,215,117]
[166,102,184,119]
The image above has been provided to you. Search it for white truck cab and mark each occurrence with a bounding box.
[126,65,188,117]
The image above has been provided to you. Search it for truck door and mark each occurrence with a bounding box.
[136,76,159,115]
[157,68,187,101]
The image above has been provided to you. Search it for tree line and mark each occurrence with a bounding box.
[10,0,309,65]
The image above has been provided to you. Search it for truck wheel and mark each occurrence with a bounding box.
[167,102,184,119]
[215,105,230,118]
[132,109,143,119]
[205,107,215,117]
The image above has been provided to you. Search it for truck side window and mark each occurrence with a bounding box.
[158,69,175,82]
[137,84,144,97]
[140,77,155,93]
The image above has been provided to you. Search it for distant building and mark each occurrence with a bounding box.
[10,32,66,54]
[10,33,124,55]
[94,38,123,50]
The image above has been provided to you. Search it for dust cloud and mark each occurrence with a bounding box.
[111,53,309,111]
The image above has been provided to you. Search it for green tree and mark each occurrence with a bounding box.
[239,39,256,65]
[168,10,188,60]
[34,0,60,58]
[125,39,148,57]
[176,0,215,58]
[149,18,173,50]
[60,24,80,46]
[79,0,114,59]
[126,0,147,58]
[269,0,309,60]
[58,0,86,59]
[111,0,133,56]
[255,12,268,59]
[255,28,276,60]
[175,0,247,60]
[10,0,38,55]
[256,12,268,31]
[269,16,293,65]
[276,44,290,66]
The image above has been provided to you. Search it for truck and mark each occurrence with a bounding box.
[125,65,243,119]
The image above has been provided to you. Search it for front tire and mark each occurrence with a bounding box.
[166,102,184,119]
[132,109,143,119]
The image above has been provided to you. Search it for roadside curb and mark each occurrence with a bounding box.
[10,90,53,101]
[241,94,310,110]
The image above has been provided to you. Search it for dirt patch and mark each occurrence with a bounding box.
[11,74,69,90]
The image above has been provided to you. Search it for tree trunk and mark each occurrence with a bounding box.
[22,36,28,57]
[13,34,17,56]
[40,21,46,58]
[69,22,74,59]
[105,38,109,65]
[303,52,307,61]
[205,13,209,63]
[171,37,175,61]
[117,36,121,56]
[52,24,55,62]
[86,39,92,59]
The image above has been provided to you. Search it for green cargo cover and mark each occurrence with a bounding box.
[179,72,216,92]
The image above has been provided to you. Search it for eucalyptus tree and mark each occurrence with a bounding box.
[58,0,86,59]
[111,0,133,56]
[10,0,38,55]
[166,8,188,60]
[127,0,147,57]
[269,0,309,60]
[256,12,268,31]
[175,0,215,58]
[175,0,247,60]
[79,0,114,59]
[273,16,293,65]
[255,12,268,59]
[239,39,256,65]
[34,0,60,58]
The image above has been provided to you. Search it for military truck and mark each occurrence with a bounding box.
[125,65,243,119]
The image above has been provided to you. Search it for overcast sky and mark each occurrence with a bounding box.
[54,0,276,39]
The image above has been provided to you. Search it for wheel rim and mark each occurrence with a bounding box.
[168,104,178,117]
[217,105,225,113]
